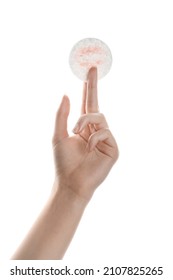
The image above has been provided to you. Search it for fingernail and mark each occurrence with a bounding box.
[73,123,80,133]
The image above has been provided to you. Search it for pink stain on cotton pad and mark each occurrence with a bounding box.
[69,38,112,81]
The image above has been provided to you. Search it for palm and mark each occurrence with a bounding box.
[53,128,117,199]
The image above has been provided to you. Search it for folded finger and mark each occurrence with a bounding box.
[73,113,108,133]
[88,128,117,151]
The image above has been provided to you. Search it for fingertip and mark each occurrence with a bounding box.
[87,67,98,81]
[59,95,70,115]
[72,123,80,134]
[88,66,97,74]
[63,94,70,105]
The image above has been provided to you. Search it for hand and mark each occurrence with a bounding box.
[11,67,119,261]
[52,68,119,201]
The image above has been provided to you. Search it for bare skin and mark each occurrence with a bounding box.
[11,67,119,260]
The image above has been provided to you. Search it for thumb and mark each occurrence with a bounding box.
[52,95,70,144]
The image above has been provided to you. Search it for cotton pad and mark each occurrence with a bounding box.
[69,38,112,81]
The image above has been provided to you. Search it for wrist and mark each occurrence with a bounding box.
[52,180,90,209]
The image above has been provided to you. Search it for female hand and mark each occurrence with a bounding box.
[52,67,119,202]
[11,67,119,260]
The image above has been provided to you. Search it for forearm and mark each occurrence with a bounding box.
[11,183,88,260]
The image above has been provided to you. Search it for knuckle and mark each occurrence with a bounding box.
[80,113,87,120]
[99,112,105,119]
[104,127,111,134]
[99,113,107,124]
[113,147,119,162]
[78,114,85,124]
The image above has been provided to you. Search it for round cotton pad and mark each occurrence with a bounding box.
[69,38,112,81]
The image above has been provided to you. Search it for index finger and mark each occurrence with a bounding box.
[86,67,99,113]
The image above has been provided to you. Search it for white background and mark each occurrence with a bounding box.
[0,0,173,275]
